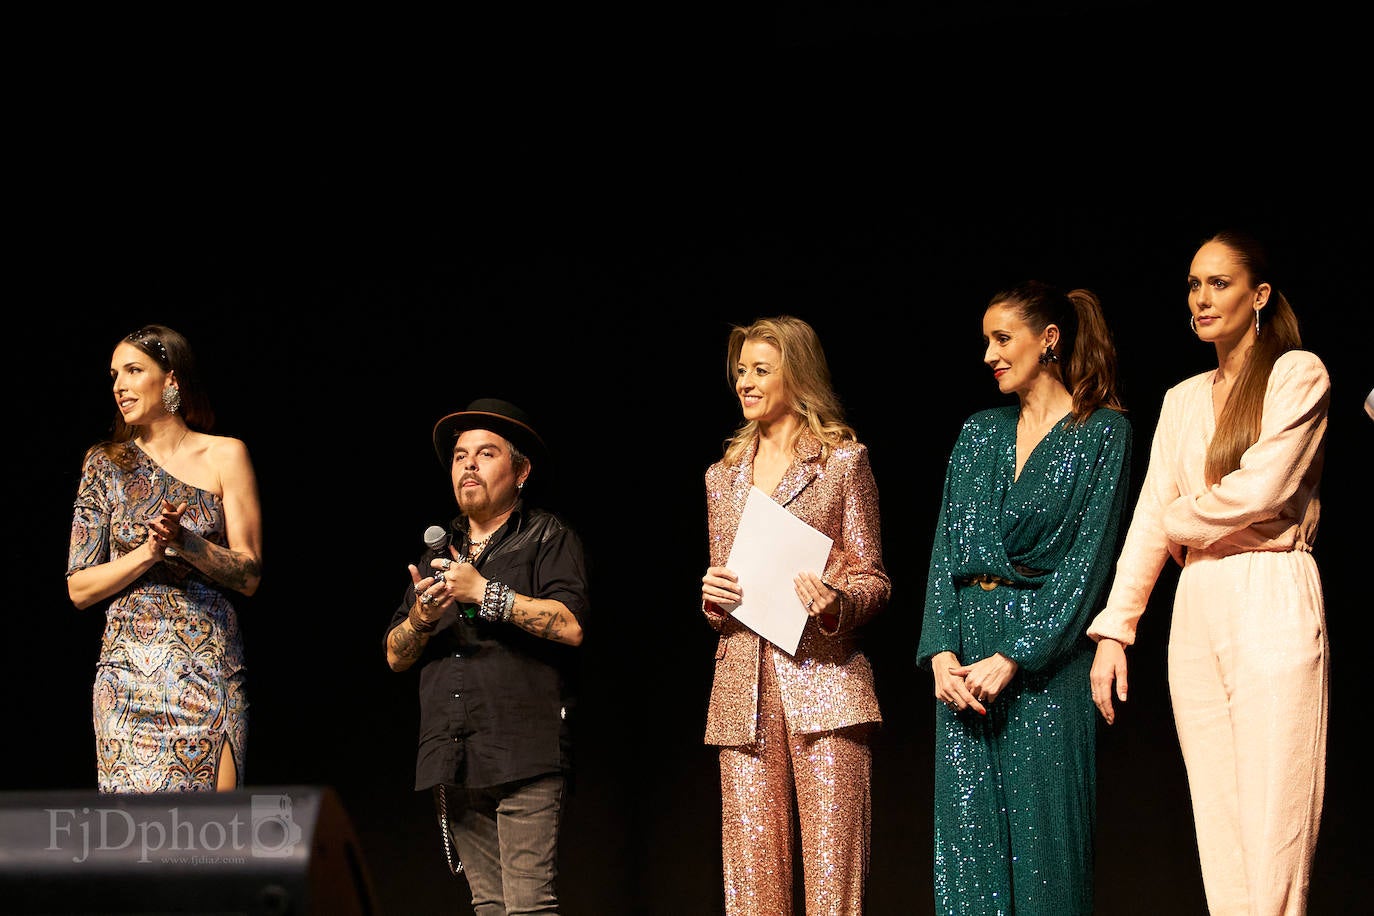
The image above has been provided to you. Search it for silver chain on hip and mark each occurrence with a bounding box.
[435,785,464,876]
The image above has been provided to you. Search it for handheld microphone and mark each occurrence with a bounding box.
[425,524,477,620]
[424,525,450,554]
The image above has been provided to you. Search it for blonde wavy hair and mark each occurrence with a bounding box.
[720,315,856,465]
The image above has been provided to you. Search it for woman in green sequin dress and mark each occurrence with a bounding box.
[917,282,1132,915]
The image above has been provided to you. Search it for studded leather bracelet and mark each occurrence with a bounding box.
[479,579,515,624]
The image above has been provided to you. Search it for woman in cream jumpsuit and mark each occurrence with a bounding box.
[1089,230,1330,915]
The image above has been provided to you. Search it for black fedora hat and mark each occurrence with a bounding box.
[432,398,548,469]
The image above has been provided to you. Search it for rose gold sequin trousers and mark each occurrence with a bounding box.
[719,643,872,915]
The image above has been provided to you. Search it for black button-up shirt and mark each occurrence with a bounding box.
[387,502,589,791]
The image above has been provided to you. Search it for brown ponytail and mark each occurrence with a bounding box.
[988,280,1125,423]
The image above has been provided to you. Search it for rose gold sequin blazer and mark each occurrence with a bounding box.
[702,430,891,746]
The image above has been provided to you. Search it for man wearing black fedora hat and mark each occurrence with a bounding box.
[385,397,589,914]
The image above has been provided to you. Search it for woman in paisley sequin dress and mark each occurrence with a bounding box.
[917,282,1132,915]
[67,325,263,794]
[700,315,891,916]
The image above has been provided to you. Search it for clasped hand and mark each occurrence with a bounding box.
[146,498,188,558]
[933,650,1018,717]
[409,549,484,623]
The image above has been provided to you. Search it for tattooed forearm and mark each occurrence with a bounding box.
[513,599,580,646]
[538,610,568,643]
[387,622,426,669]
[176,533,261,592]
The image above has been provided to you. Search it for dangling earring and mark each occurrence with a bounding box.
[1189,315,1197,334]
[1254,308,1261,339]
[162,386,181,414]
[1038,346,1058,365]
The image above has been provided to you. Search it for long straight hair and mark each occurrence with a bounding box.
[1203,230,1303,485]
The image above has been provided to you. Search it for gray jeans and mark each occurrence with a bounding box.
[442,773,566,916]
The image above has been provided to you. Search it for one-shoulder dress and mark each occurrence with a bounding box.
[67,442,248,793]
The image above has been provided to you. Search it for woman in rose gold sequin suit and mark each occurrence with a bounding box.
[700,315,890,916]
[1090,231,1330,915]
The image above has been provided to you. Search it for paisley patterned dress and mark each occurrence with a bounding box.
[67,442,248,793]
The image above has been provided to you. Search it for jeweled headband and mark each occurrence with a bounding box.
[125,329,171,369]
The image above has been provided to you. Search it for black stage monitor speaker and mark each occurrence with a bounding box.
[0,785,376,915]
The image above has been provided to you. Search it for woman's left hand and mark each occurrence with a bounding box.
[793,571,837,619]
[147,499,188,550]
[949,652,1018,707]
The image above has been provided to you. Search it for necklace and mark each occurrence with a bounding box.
[467,503,516,555]
[145,428,189,485]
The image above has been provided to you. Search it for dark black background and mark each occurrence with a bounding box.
[8,4,1372,914]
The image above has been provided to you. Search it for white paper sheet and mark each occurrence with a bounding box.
[720,486,834,656]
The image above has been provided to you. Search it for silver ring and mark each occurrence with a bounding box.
[420,593,433,606]
[437,558,453,572]
[433,573,445,590]
[806,599,814,609]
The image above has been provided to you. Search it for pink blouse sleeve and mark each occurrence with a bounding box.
[1162,351,1329,548]
[1086,385,1184,646]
